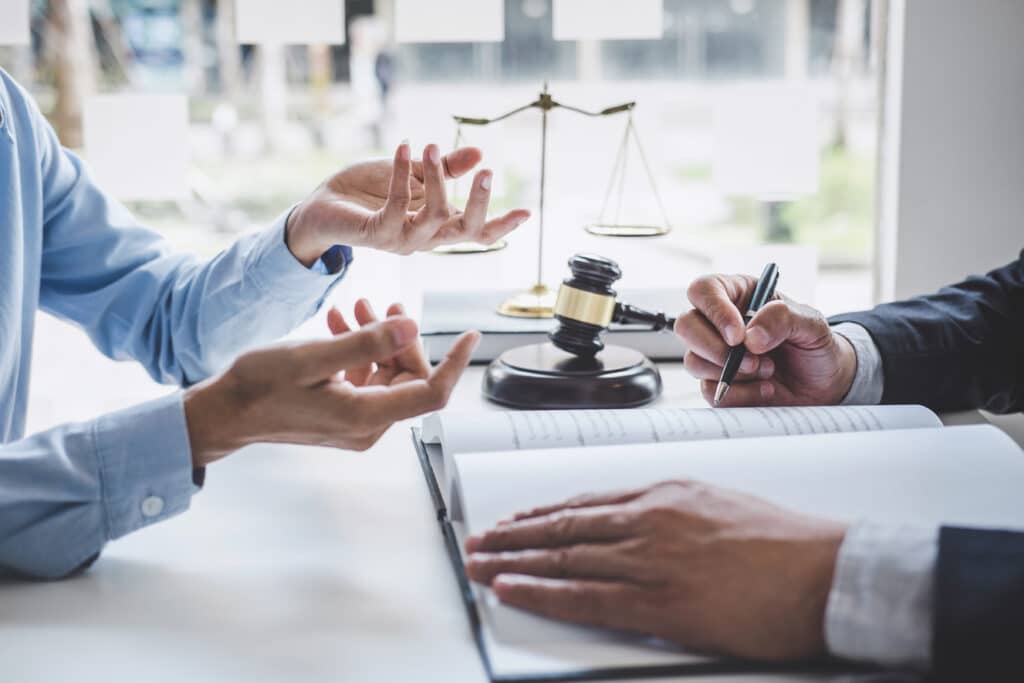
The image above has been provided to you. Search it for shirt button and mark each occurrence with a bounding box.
[141,496,165,518]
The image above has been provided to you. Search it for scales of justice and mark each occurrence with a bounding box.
[437,83,674,320]
[435,84,681,409]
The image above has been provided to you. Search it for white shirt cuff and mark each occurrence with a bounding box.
[832,322,884,405]
[825,521,939,669]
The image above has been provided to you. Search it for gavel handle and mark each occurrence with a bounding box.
[612,303,675,332]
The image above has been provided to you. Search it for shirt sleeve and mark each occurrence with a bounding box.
[825,521,939,669]
[832,322,885,405]
[0,393,196,579]
[31,95,349,386]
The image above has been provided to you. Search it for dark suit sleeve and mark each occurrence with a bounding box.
[932,527,1024,681]
[830,251,1024,413]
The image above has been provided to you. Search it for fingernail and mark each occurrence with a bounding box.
[724,325,741,346]
[389,318,418,347]
[480,172,492,191]
[746,326,768,349]
[741,355,757,373]
[513,215,528,227]
[398,142,410,162]
[760,382,774,399]
[427,145,440,164]
[759,357,775,378]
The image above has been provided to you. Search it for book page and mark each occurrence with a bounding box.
[452,425,1024,652]
[423,404,941,459]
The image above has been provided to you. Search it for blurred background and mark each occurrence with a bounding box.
[0,0,880,429]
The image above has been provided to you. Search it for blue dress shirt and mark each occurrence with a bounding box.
[0,70,350,579]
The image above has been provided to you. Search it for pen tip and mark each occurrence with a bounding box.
[714,383,730,406]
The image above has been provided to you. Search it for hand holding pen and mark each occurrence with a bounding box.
[672,268,860,408]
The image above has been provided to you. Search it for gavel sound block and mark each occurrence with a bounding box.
[482,254,676,409]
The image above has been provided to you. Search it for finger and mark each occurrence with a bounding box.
[295,317,419,385]
[478,209,531,244]
[507,489,646,523]
[386,302,431,378]
[412,146,482,181]
[349,330,479,423]
[381,142,412,226]
[343,300,382,386]
[413,144,449,230]
[700,378,776,407]
[465,506,636,553]
[674,309,757,372]
[744,299,832,355]
[467,543,641,584]
[491,575,649,634]
[683,351,773,382]
[431,209,530,248]
[326,307,351,335]
[686,275,758,346]
[328,306,374,386]
[354,298,380,327]
[413,146,482,182]
[459,170,493,237]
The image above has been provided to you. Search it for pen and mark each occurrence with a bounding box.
[714,262,780,406]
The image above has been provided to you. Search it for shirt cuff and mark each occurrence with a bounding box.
[93,392,198,540]
[825,521,939,669]
[832,322,884,405]
[245,209,350,304]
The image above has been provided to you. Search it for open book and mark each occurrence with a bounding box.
[414,405,1024,682]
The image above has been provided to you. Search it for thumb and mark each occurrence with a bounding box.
[294,317,419,385]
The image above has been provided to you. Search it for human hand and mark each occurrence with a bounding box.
[324,299,431,388]
[183,312,479,466]
[285,142,531,265]
[674,275,858,406]
[465,481,846,662]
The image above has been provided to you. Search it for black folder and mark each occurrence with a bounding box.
[410,427,864,682]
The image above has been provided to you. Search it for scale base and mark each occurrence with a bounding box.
[496,284,556,319]
[432,239,508,255]
[585,223,671,237]
[483,343,662,410]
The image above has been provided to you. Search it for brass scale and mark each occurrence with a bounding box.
[436,83,673,319]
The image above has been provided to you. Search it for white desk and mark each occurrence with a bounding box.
[1,364,1015,683]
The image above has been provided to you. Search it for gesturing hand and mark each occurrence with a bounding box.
[674,275,858,407]
[465,481,847,662]
[324,298,431,388]
[183,312,480,466]
[286,142,531,265]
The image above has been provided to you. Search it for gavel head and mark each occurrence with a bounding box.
[549,254,623,357]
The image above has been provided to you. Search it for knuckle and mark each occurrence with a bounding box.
[550,548,571,577]
[686,276,715,303]
[569,583,602,619]
[545,512,574,545]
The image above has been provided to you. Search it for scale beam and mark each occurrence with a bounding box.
[445,84,670,318]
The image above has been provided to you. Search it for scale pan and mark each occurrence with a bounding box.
[585,223,671,237]
[431,239,508,255]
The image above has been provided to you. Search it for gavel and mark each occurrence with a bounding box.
[549,254,676,357]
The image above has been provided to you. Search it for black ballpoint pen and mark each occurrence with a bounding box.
[714,262,780,405]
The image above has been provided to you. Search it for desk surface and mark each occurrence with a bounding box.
[1,364,1016,683]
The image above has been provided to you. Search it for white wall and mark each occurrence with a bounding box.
[877,0,1024,302]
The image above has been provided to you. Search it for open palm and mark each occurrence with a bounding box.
[288,143,530,261]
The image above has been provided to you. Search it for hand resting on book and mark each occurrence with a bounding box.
[465,480,847,661]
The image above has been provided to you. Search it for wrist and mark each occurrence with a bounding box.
[829,331,859,404]
[284,202,328,268]
[183,375,251,468]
